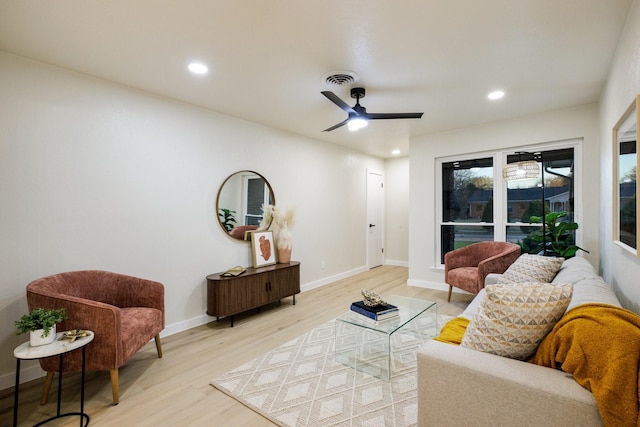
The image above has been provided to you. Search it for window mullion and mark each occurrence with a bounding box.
[494,153,506,241]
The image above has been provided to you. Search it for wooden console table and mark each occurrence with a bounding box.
[206,261,300,327]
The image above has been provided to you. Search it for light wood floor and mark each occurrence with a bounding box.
[0,266,473,426]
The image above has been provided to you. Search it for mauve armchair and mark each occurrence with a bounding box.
[444,241,521,301]
[26,270,165,405]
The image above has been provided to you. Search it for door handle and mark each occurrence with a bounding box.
[369,224,376,228]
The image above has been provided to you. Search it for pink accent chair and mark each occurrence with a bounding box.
[229,224,258,239]
[26,270,165,405]
[444,241,521,301]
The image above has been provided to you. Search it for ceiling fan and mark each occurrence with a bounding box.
[321,87,423,132]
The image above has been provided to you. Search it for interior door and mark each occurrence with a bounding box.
[367,170,384,268]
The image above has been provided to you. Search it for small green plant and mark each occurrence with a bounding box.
[15,307,66,337]
[520,211,589,258]
[218,208,237,232]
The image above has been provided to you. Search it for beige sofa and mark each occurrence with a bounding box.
[417,256,621,427]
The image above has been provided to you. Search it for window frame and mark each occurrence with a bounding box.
[437,155,497,264]
[435,139,582,267]
[612,95,639,255]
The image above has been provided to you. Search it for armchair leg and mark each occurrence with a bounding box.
[447,285,453,302]
[154,334,163,358]
[40,371,55,405]
[110,369,120,405]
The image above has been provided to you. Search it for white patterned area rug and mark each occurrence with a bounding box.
[211,314,451,427]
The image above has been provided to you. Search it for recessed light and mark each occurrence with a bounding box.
[392,149,401,155]
[488,90,505,100]
[188,62,209,74]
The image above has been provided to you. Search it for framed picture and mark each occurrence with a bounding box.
[250,230,277,268]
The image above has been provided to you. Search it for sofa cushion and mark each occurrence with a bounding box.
[497,254,564,284]
[461,282,573,360]
[550,256,622,312]
[551,256,597,284]
[567,277,621,312]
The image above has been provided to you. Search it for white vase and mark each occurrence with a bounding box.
[30,325,56,347]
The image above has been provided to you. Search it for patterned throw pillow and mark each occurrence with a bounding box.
[460,282,573,360]
[497,254,564,284]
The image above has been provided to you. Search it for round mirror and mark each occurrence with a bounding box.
[216,170,275,240]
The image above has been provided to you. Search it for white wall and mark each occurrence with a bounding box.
[599,0,640,313]
[0,51,385,386]
[408,103,601,290]
[383,156,410,266]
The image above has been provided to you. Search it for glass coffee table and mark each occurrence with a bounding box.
[334,295,437,381]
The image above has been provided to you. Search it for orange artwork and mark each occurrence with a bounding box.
[259,235,271,261]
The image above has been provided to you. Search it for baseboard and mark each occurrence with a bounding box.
[384,259,409,267]
[300,266,368,292]
[407,278,450,292]
[2,266,371,391]
[160,314,211,337]
[0,361,46,391]
[407,279,473,296]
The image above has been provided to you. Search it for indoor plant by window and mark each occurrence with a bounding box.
[15,307,66,346]
[218,208,237,232]
[520,211,588,258]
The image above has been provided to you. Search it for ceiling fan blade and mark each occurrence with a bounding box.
[321,91,356,114]
[367,112,424,120]
[323,119,349,132]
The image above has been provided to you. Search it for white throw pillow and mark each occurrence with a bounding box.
[497,254,564,284]
[460,282,573,360]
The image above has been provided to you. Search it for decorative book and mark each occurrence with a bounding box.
[350,301,399,321]
[221,266,247,277]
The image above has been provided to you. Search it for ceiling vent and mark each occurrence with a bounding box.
[322,70,359,86]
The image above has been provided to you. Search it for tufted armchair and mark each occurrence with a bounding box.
[444,241,521,301]
[26,270,165,405]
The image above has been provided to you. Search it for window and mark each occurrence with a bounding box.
[437,143,578,265]
[440,157,494,263]
[618,140,637,248]
[505,148,575,254]
[243,175,272,226]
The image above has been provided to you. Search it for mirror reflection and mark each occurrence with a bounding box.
[615,96,638,251]
[216,171,275,240]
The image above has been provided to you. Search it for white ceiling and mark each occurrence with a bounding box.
[0,0,633,158]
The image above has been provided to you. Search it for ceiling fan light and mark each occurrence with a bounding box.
[348,117,368,131]
[503,160,539,181]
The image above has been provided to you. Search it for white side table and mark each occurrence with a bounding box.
[13,330,94,427]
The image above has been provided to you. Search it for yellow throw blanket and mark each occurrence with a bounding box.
[434,317,469,345]
[530,303,640,427]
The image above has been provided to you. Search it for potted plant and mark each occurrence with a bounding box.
[15,307,66,346]
[218,208,237,232]
[520,211,589,258]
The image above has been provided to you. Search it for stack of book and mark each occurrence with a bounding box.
[350,300,399,321]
